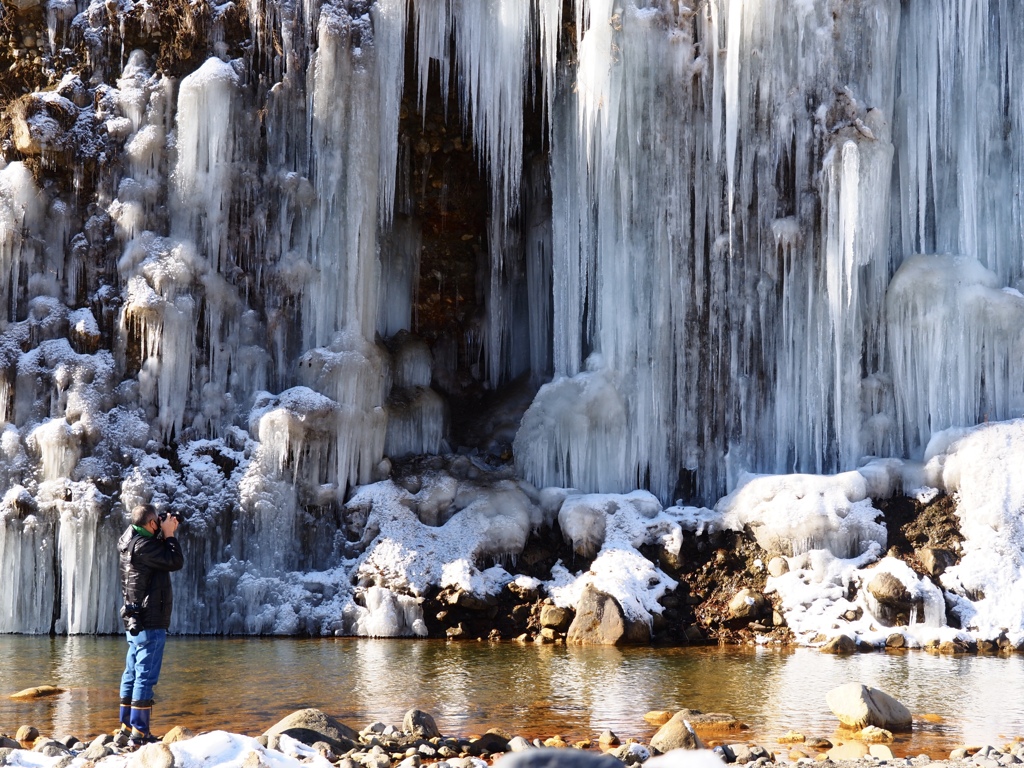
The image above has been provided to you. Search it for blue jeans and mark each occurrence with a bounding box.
[119,629,167,703]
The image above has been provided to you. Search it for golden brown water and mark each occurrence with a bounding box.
[2,637,1023,757]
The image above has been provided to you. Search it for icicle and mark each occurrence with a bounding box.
[171,57,240,274]
[896,1,1024,286]
[377,216,422,338]
[887,254,1024,458]
[0,162,44,322]
[0,493,56,634]
[27,417,81,483]
[55,487,121,634]
[372,0,408,226]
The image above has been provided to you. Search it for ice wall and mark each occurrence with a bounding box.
[517,0,904,501]
[2,0,1024,636]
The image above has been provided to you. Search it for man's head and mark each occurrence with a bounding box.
[130,504,159,535]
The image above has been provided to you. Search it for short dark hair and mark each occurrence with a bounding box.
[130,504,157,527]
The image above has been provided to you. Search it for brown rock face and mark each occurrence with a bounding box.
[566,584,650,645]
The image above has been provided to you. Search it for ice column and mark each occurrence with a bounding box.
[887,255,1024,457]
[0,497,56,634]
[55,488,121,634]
[896,1,1024,286]
[0,163,44,323]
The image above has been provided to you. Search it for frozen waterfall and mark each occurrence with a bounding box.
[1,0,1024,636]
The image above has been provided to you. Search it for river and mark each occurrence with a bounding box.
[1,637,1022,756]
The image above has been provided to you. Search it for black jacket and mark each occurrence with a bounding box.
[118,527,184,631]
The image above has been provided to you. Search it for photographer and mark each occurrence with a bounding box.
[116,504,184,746]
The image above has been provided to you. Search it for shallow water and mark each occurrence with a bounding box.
[1,637,1023,757]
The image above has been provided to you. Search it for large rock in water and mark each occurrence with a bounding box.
[566,584,650,645]
[263,708,359,753]
[826,683,912,731]
[402,709,440,739]
[649,711,706,753]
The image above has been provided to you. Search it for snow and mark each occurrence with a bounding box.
[0,731,334,768]
[719,470,887,559]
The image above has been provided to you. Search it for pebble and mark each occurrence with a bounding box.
[3,710,1024,768]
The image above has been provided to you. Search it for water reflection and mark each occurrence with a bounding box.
[1,637,1022,755]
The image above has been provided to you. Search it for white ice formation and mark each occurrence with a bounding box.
[1,0,1024,642]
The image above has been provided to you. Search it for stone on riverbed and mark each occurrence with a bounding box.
[826,683,912,731]
[827,741,869,760]
[163,726,195,743]
[648,750,734,768]
[650,712,706,753]
[403,710,440,739]
[128,742,176,768]
[494,748,624,768]
[9,686,66,700]
[263,708,359,753]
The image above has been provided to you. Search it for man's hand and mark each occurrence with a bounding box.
[160,515,180,538]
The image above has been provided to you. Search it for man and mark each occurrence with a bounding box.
[117,504,183,745]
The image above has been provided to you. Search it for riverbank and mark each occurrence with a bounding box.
[2,705,1024,768]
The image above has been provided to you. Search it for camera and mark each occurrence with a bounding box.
[158,510,183,523]
[120,603,141,636]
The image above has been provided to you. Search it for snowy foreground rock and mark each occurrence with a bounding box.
[3,704,1024,768]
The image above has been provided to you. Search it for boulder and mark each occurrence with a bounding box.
[869,744,895,759]
[857,725,893,743]
[826,683,912,731]
[128,743,176,768]
[916,547,955,577]
[885,633,906,649]
[820,635,857,655]
[469,732,511,756]
[0,737,19,749]
[162,727,195,743]
[673,709,742,733]
[767,557,789,577]
[598,731,620,748]
[507,737,533,752]
[402,710,440,739]
[608,742,650,765]
[15,726,38,746]
[31,740,70,757]
[727,589,767,620]
[827,742,869,760]
[643,711,674,726]
[81,741,114,760]
[493,748,624,768]
[566,585,650,645]
[539,605,573,631]
[9,686,65,700]
[263,708,359,753]
[650,712,705,753]
[866,572,920,626]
